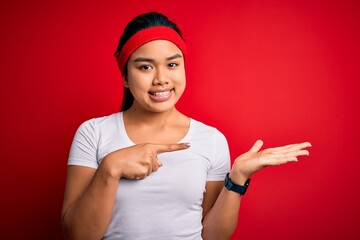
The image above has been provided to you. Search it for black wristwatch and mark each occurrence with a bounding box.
[224,173,251,195]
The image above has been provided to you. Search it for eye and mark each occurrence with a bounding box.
[139,65,153,70]
[168,62,178,68]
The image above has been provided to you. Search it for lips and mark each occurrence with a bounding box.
[148,89,173,102]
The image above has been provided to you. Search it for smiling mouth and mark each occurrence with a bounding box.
[148,89,174,101]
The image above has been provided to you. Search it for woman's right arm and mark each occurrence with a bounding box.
[61,143,189,240]
[61,159,120,240]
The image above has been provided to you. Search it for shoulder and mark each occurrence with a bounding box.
[74,113,121,142]
[190,119,230,177]
[78,112,120,131]
[190,118,227,142]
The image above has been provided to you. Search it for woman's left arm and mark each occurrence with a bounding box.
[202,140,311,240]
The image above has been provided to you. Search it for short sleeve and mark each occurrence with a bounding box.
[207,130,231,181]
[68,119,99,169]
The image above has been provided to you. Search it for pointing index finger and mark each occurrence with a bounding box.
[155,143,190,154]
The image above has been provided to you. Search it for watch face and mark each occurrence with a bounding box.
[224,176,233,190]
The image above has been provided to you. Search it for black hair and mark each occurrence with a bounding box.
[114,12,184,112]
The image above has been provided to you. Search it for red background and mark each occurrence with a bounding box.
[1,0,359,239]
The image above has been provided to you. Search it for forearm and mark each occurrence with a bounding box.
[202,187,242,240]
[62,164,119,240]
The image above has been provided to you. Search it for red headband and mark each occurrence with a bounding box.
[117,26,187,75]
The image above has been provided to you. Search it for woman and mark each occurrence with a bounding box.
[61,12,311,240]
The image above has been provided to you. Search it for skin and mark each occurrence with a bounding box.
[61,39,311,240]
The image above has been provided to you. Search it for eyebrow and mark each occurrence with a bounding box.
[166,54,183,61]
[133,54,183,63]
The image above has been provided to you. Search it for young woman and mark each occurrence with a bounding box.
[61,12,311,240]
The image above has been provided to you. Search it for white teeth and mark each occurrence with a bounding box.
[153,91,170,96]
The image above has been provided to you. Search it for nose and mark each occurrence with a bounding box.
[153,67,168,86]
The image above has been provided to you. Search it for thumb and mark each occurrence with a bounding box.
[248,140,263,153]
[155,143,190,154]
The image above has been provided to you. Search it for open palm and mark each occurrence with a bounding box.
[230,140,311,184]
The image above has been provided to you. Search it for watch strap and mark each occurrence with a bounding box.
[224,173,250,195]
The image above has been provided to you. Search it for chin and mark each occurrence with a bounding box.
[147,101,179,113]
[149,106,176,113]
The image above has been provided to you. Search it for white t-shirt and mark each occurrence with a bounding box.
[68,112,230,240]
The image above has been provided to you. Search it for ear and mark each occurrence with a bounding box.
[124,76,129,88]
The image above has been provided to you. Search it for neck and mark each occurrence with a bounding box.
[124,105,180,127]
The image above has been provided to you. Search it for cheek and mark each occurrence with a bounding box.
[177,73,186,89]
[127,72,152,90]
[128,81,148,94]
[173,68,186,83]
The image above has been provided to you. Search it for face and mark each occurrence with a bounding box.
[125,40,186,113]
